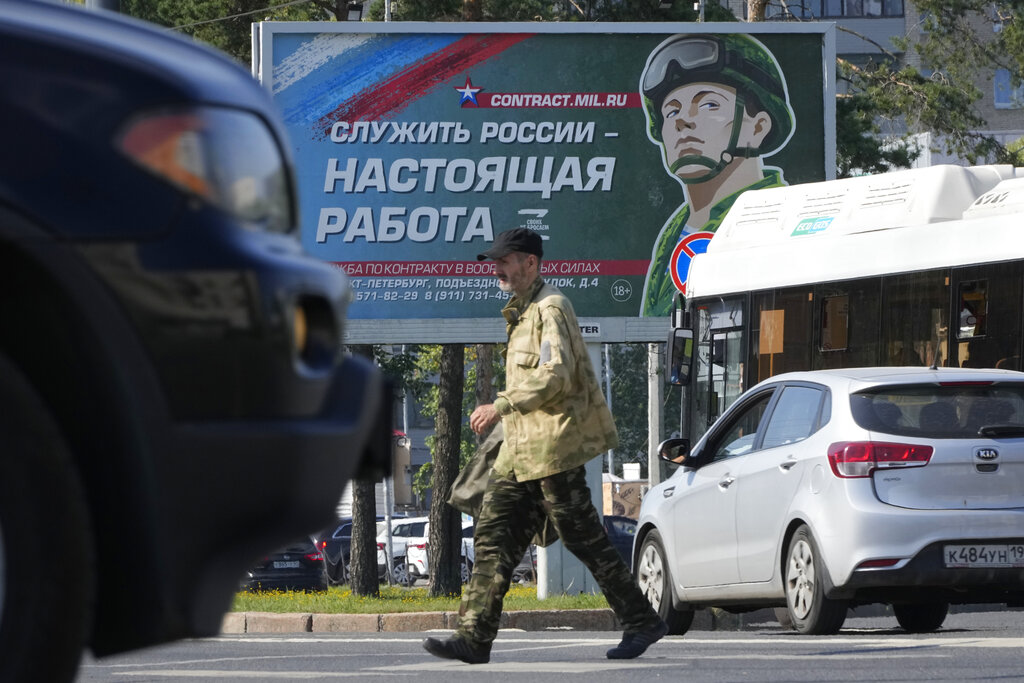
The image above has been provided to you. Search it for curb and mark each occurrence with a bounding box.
[221,607,783,634]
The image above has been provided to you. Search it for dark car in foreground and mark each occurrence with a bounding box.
[242,538,329,592]
[0,3,389,682]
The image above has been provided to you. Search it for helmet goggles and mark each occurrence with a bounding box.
[642,37,723,94]
[642,35,777,104]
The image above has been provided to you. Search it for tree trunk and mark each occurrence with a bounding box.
[747,0,767,21]
[347,345,380,597]
[462,0,481,21]
[474,344,495,445]
[349,479,380,596]
[427,344,465,597]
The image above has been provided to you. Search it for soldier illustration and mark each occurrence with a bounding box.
[640,33,796,316]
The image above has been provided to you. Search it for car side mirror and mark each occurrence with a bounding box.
[666,327,693,386]
[658,437,692,467]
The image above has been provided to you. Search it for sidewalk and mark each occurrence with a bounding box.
[221,607,782,634]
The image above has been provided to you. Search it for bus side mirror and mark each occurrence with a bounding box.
[658,437,692,467]
[666,327,693,386]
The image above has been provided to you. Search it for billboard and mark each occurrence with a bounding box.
[254,22,835,343]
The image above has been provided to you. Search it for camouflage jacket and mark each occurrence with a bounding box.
[492,277,618,481]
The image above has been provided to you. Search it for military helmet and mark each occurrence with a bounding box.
[641,33,795,157]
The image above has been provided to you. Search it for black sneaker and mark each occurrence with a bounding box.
[423,636,491,664]
[606,619,668,659]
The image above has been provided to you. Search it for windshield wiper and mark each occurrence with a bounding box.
[978,424,1024,437]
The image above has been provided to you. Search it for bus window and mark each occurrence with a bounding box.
[819,295,849,352]
[882,271,947,367]
[958,280,987,340]
[956,265,1023,369]
[751,287,812,382]
[813,278,882,370]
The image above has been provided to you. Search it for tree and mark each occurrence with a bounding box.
[121,0,332,64]
[427,344,466,597]
[347,345,381,596]
[606,343,681,479]
[473,344,496,445]
[810,1,1024,172]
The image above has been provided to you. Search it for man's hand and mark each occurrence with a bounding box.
[470,403,500,435]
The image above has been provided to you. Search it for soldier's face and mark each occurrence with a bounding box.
[660,82,740,180]
[494,252,536,295]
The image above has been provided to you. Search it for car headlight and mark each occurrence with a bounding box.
[117,106,295,233]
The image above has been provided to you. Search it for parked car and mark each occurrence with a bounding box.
[406,520,475,583]
[377,516,428,585]
[241,538,328,592]
[635,367,1024,637]
[0,3,388,681]
[513,545,539,584]
[315,515,405,584]
[603,515,637,567]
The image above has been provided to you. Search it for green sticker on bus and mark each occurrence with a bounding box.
[792,216,834,236]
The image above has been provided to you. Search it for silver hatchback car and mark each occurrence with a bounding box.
[635,367,1024,635]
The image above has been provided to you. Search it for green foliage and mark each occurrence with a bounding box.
[409,344,506,499]
[836,87,918,177]
[233,583,609,613]
[122,0,331,64]
[1008,135,1024,165]
[605,343,680,479]
[372,345,427,396]
[848,0,1024,166]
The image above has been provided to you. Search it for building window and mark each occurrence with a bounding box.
[764,0,903,18]
[995,69,1024,110]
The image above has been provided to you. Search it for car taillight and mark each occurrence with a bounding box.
[377,543,384,551]
[412,543,427,550]
[827,441,933,478]
[305,552,324,562]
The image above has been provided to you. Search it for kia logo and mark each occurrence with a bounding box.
[976,448,999,461]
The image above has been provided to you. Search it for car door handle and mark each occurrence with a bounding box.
[718,476,735,489]
[662,486,675,498]
[779,456,797,471]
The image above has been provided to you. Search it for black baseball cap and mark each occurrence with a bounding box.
[476,228,543,261]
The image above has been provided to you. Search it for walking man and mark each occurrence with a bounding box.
[423,228,667,664]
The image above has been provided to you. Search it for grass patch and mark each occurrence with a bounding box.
[232,584,610,614]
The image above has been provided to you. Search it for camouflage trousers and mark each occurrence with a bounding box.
[455,465,659,646]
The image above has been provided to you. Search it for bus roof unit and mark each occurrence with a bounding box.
[687,164,1024,299]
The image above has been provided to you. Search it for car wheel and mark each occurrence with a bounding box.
[784,525,847,635]
[0,354,95,683]
[328,555,350,585]
[893,602,948,633]
[635,530,695,635]
[392,559,412,586]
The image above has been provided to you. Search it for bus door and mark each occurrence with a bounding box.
[693,297,746,437]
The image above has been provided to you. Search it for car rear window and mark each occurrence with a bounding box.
[850,383,1024,438]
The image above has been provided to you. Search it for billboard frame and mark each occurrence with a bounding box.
[254,21,837,344]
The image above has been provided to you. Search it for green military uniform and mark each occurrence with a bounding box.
[642,169,784,317]
[454,276,661,648]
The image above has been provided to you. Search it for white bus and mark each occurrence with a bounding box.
[667,164,1024,441]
